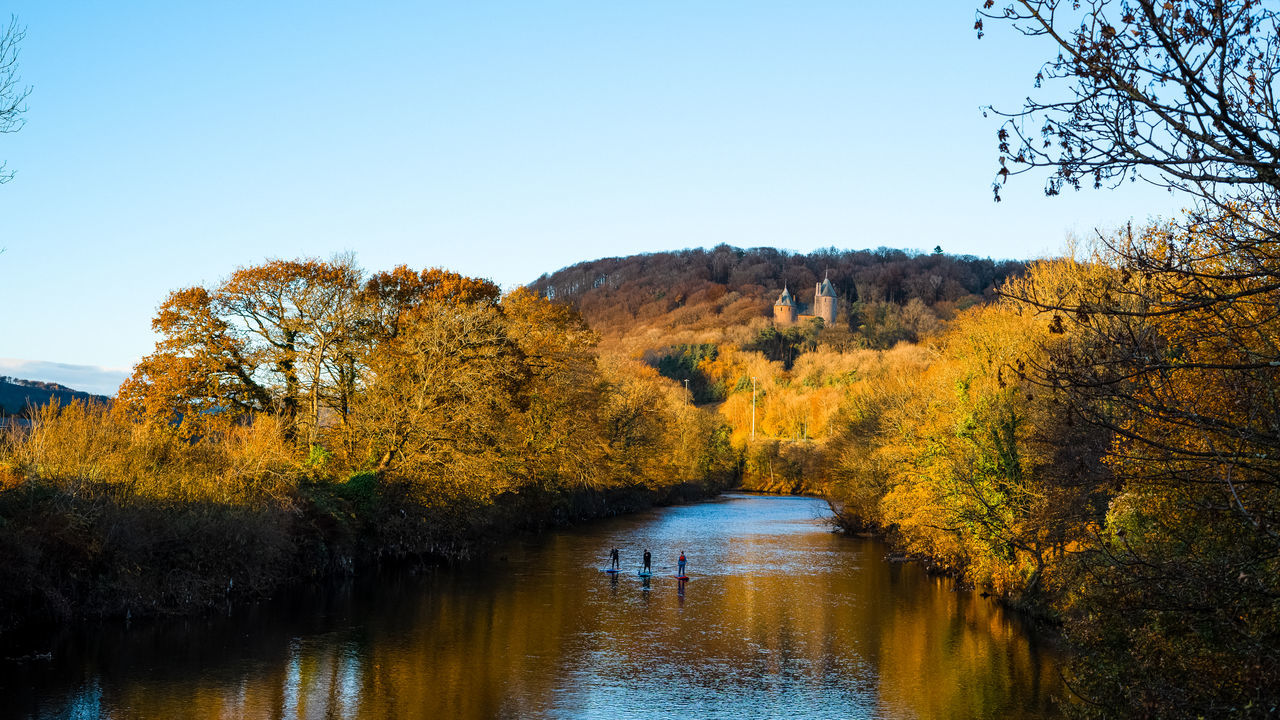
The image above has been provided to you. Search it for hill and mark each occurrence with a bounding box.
[529,244,1025,352]
[0,376,111,416]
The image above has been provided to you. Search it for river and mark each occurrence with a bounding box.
[3,493,1063,719]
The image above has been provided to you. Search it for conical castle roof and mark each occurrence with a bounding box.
[818,278,837,298]
[775,286,795,307]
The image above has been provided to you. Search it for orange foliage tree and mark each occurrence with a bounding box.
[1004,222,1280,714]
[118,260,500,445]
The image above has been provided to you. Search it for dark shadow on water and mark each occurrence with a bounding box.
[1,493,1065,719]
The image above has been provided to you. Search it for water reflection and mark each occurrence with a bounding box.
[2,494,1062,719]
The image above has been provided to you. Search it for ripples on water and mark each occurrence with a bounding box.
[2,493,1063,719]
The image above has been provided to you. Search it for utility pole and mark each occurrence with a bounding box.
[683,378,690,402]
[751,376,757,440]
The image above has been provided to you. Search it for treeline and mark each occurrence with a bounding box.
[596,219,1280,715]
[963,0,1280,711]
[0,259,736,634]
[530,245,1024,349]
[670,220,1279,717]
[828,224,1280,716]
[0,376,109,417]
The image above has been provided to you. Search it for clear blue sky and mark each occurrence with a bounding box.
[0,1,1183,393]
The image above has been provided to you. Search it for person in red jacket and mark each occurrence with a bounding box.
[678,552,687,577]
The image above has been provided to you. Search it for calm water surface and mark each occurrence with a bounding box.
[3,493,1063,719]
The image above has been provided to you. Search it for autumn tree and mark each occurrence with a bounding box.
[824,344,934,532]
[848,303,1102,599]
[980,0,1280,204]
[979,0,1280,386]
[1006,228,1280,716]
[982,2,1280,713]
[360,265,501,341]
[349,299,525,498]
[981,0,1280,388]
[596,356,672,482]
[119,257,365,442]
[117,286,270,438]
[501,287,608,492]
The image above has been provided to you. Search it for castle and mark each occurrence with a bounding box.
[773,278,838,326]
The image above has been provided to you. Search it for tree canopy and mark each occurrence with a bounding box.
[979,1,1280,714]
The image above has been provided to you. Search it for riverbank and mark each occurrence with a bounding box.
[4,492,1066,720]
[823,498,1064,624]
[0,472,735,643]
[738,439,828,496]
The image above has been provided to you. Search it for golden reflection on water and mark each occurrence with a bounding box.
[7,495,1062,719]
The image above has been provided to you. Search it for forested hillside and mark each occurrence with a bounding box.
[535,221,1280,718]
[530,245,1024,350]
[528,245,1027,436]
[0,376,109,416]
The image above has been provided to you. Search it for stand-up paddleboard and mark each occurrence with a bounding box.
[638,570,652,578]
[604,568,620,573]
[673,575,689,580]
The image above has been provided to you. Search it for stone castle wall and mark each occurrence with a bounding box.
[773,282,837,327]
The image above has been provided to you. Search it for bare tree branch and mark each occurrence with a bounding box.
[0,15,30,185]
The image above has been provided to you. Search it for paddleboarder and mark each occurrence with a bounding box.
[678,551,687,577]
[610,547,620,571]
[643,549,652,575]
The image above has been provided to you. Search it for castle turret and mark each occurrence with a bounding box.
[773,285,798,325]
[814,277,838,325]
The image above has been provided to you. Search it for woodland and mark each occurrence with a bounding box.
[0,267,737,637]
[0,377,107,417]
[2,1,1279,718]
[542,0,1280,714]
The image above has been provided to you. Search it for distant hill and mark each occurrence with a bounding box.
[0,376,111,416]
[529,244,1025,350]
